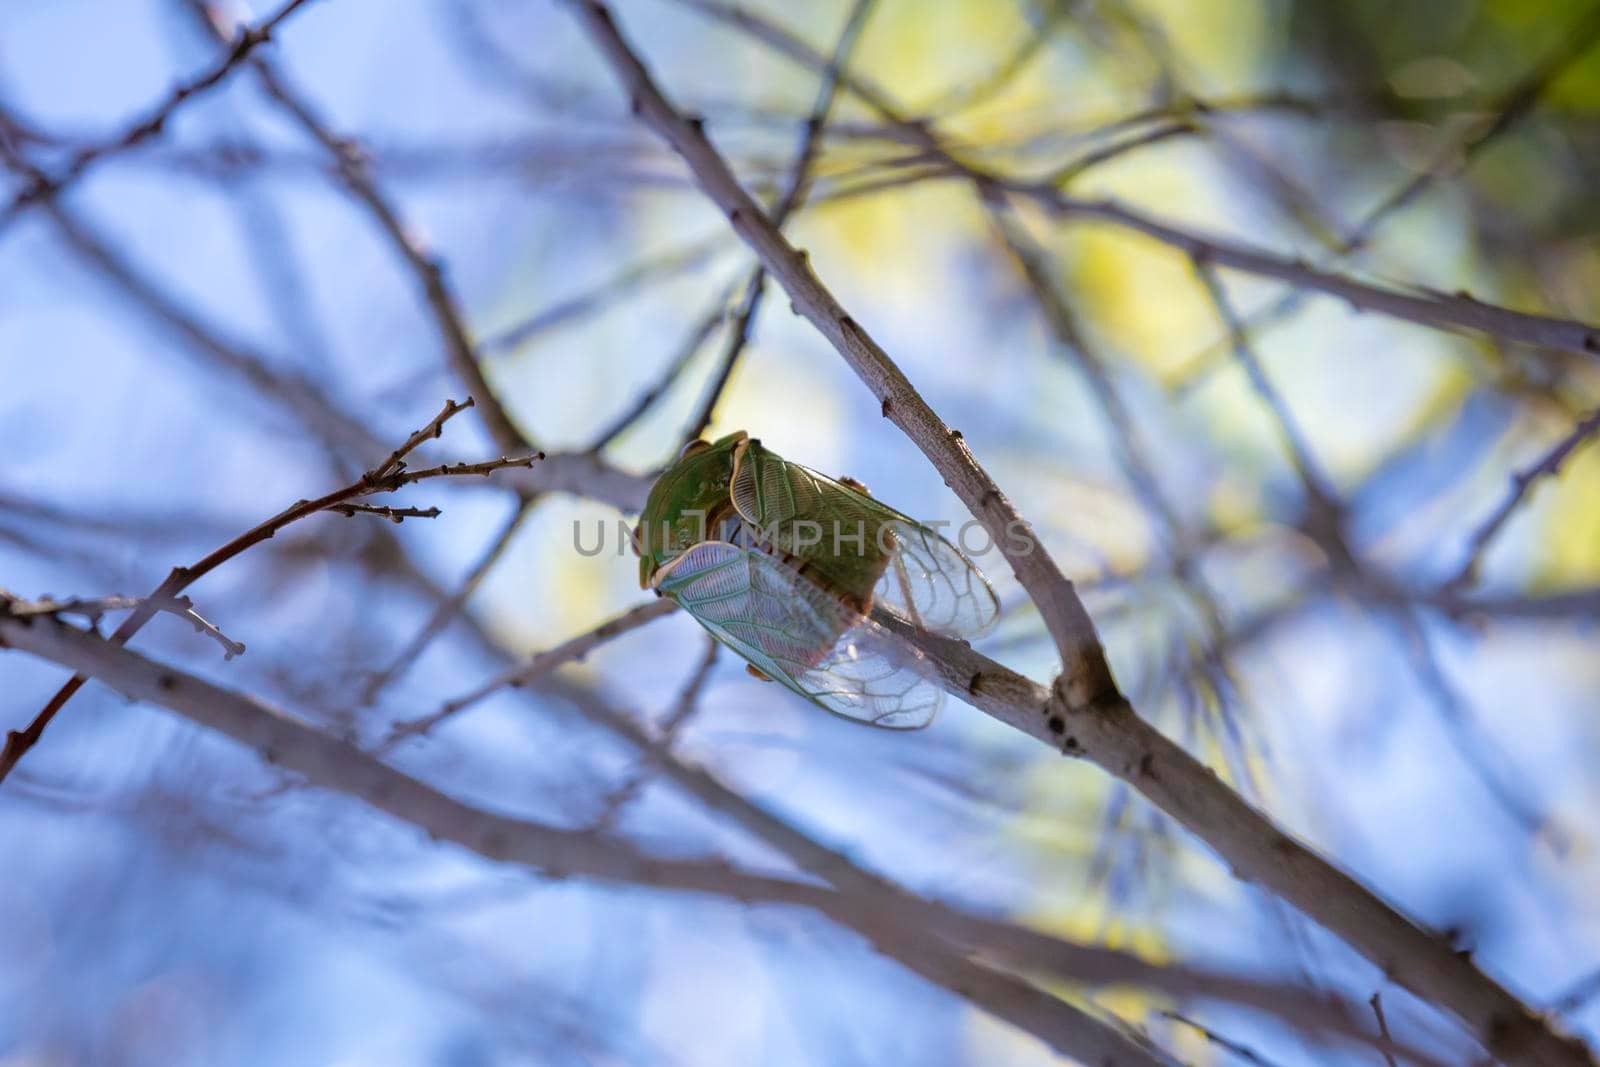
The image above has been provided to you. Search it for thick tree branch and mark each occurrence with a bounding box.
[0,612,1218,1067]
[0,610,1438,1064]
[562,0,1118,710]
[558,6,1594,1063]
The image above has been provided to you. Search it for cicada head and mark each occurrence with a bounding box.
[636,430,748,588]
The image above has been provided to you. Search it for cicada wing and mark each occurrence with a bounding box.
[729,440,998,640]
[875,519,1001,639]
[655,541,943,729]
[799,621,944,729]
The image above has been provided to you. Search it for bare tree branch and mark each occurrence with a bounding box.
[387,599,679,744]
[480,230,731,357]
[1371,993,1403,1067]
[588,636,720,829]
[1340,2,1600,255]
[1445,406,1600,591]
[0,611,1216,1067]
[359,500,538,706]
[1555,969,1600,1017]
[561,0,1117,702]
[587,279,738,451]
[0,398,539,786]
[0,608,1445,1065]
[669,0,1600,362]
[1197,260,1558,839]
[4,593,244,659]
[988,205,1257,788]
[328,503,444,523]
[550,7,1592,1061]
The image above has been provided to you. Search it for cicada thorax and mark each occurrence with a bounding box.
[636,431,748,588]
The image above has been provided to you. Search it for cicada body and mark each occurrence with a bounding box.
[635,432,999,728]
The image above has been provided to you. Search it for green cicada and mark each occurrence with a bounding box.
[635,431,999,728]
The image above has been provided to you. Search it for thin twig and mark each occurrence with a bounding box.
[1196,258,1556,841]
[917,0,1067,117]
[1445,407,1600,591]
[679,0,876,446]
[0,164,389,461]
[0,129,652,515]
[480,230,731,356]
[680,266,767,445]
[988,209,1259,793]
[285,506,1440,1065]
[370,397,476,481]
[1190,257,1347,546]
[1021,186,1600,358]
[588,637,720,829]
[671,0,1600,362]
[1554,969,1600,1016]
[0,398,537,786]
[877,607,1587,1067]
[537,678,1414,1063]
[587,279,739,451]
[2,593,245,659]
[1370,993,1402,1067]
[383,599,679,745]
[1388,611,1556,842]
[565,0,1116,696]
[328,503,444,523]
[4,595,152,623]
[1045,121,1195,185]
[1167,3,1600,394]
[1162,1011,1285,1067]
[318,544,1434,1061]
[389,455,542,485]
[1342,2,1600,255]
[359,500,539,706]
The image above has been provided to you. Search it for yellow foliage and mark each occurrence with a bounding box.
[855,0,1032,109]
[1061,222,1222,381]
[1125,0,1270,84]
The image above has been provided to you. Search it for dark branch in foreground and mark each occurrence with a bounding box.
[0,613,1173,1067]
[0,611,1443,1067]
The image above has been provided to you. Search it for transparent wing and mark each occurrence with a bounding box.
[655,541,944,729]
[729,441,999,639]
[874,519,1001,638]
